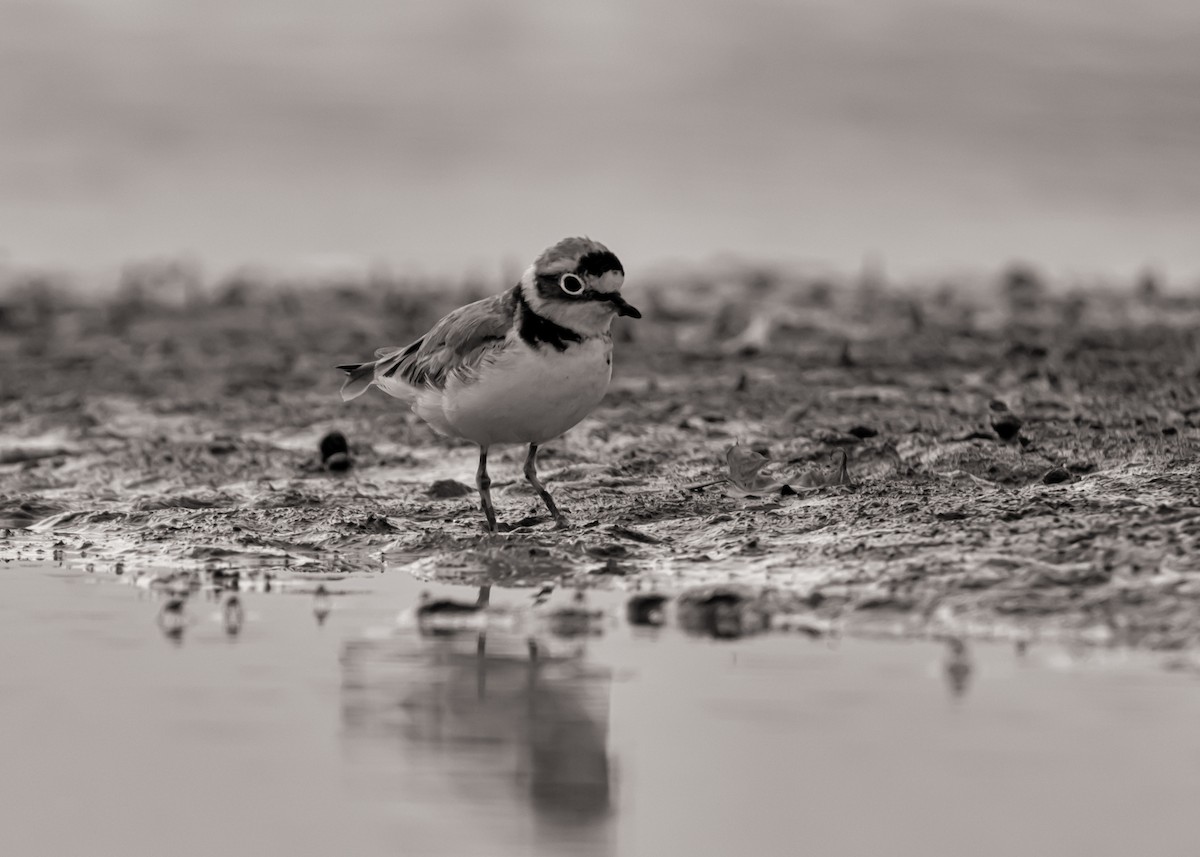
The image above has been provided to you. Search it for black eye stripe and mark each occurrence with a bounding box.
[534,271,623,302]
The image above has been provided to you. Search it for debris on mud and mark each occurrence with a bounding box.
[724,442,796,496]
[1041,466,1073,485]
[797,449,854,488]
[3,262,1200,648]
[427,479,474,499]
[319,430,353,472]
[989,399,1024,442]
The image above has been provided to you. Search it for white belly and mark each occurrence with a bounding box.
[424,336,612,446]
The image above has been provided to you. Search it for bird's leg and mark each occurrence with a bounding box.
[524,443,568,528]
[476,445,500,532]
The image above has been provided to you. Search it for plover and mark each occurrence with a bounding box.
[338,237,640,532]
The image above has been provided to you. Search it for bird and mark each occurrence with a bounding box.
[337,237,640,532]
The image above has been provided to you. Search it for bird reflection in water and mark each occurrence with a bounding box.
[340,585,614,854]
[313,584,332,626]
[157,595,187,644]
[944,637,973,699]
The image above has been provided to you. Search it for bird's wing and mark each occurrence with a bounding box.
[381,289,516,390]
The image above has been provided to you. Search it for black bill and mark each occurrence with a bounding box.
[606,293,642,319]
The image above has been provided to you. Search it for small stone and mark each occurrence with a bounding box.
[815,429,860,446]
[319,431,349,462]
[847,425,878,439]
[936,509,970,521]
[1042,467,1072,485]
[208,437,237,455]
[587,543,630,559]
[319,432,353,471]
[427,479,473,499]
[989,400,1023,441]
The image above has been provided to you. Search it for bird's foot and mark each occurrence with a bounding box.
[479,514,567,534]
[507,514,548,531]
[511,513,569,531]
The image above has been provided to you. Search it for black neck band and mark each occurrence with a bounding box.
[515,288,584,351]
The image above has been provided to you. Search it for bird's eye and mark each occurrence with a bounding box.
[559,273,585,296]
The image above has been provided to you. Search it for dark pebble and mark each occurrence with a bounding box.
[991,415,1023,441]
[936,509,970,521]
[319,431,350,462]
[1042,467,1072,484]
[815,429,860,445]
[847,425,878,439]
[208,438,237,455]
[587,543,630,559]
[427,479,473,499]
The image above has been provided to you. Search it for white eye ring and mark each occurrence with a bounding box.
[559,273,585,296]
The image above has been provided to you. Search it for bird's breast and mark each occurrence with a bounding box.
[441,335,613,446]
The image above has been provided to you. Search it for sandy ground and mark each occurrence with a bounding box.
[2,264,1200,648]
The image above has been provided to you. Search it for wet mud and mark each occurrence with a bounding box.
[3,264,1200,648]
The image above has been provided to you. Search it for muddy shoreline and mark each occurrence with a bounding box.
[3,266,1199,647]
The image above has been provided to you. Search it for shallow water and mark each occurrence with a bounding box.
[3,558,1199,857]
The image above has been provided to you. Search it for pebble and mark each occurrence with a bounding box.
[989,399,1023,441]
[427,479,473,499]
[319,431,352,471]
[1042,466,1072,485]
[208,437,237,455]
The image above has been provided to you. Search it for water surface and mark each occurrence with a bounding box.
[2,558,1199,856]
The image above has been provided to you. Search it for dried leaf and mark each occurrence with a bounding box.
[726,443,786,496]
[797,450,855,488]
[934,469,999,488]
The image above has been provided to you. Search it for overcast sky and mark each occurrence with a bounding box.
[2,0,1199,280]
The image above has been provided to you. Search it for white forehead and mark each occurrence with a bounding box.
[538,256,578,276]
[590,269,624,294]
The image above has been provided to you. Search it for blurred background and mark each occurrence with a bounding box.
[5,9,1200,854]
[2,0,1199,283]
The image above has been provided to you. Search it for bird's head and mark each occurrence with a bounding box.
[519,237,640,336]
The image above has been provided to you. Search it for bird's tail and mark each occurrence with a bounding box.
[337,360,377,401]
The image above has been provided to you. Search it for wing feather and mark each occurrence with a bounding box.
[383,289,515,389]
